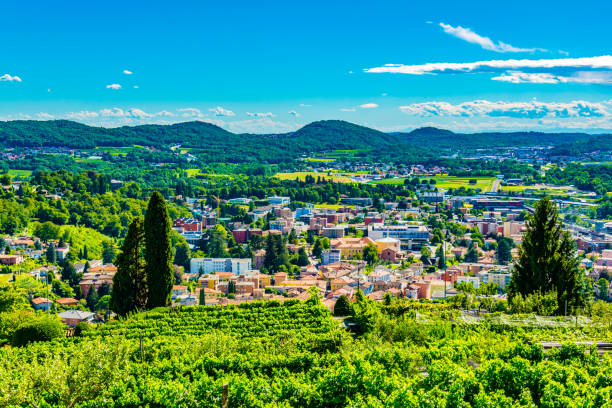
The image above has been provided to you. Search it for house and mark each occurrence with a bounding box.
[55,298,79,307]
[198,287,224,304]
[380,247,404,262]
[79,272,115,297]
[58,310,95,327]
[55,245,70,261]
[31,297,53,311]
[172,285,188,299]
[0,254,24,265]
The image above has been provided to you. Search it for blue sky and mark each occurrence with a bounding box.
[1,0,612,133]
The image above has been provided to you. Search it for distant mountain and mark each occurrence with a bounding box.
[552,134,612,155]
[396,127,599,150]
[0,119,607,163]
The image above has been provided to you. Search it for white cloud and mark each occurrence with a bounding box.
[366,55,612,75]
[36,112,54,120]
[67,110,100,120]
[360,103,378,109]
[398,99,609,119]
[299,103,312,107]
[492,70,612,84]
[246,112,275,118]
[133,85,139,89]
[224,118,297,133]
[340,108,356,112]
[123,70,133,75]
[288,110,300,117]
[209,106,235,117]
[177,108,204,118]
[439,23,543,53]
[106,84,122,90]
[365,55,612,84]
[0,74,22,82]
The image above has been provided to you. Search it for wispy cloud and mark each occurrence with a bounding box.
[340,108,356,112]
[365,55,612,84]
[439,23,543,53]
[106,84,122,89]
[492,70,612,84]
[288,110,300,117]
[123,70,133,75]
[398,99,609,119]
[177,108,204,118]
[209,106,235,117]
[0,74,22,82]
[360,103,378,109]
[246,112,275,118]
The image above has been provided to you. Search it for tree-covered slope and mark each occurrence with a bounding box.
[397,127,599,150]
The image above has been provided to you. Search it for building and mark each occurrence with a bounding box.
[368,224,429,250]
[55,245,70,261]
[456,275,480,289]
[380,247,404,262]
[55,297,79,307]
[0,254,23,265]
[232,228,263,244]
[481,271,512,289]
[268,196,290,205]
[58,310,95,327]
[322,249,342,265]
[419,191,446,203]
[341,197,373,207]
[322,225,345,239]
[31,297,53,311]
[190,258,252,275]
[330,237,375,259]
[173,217,202,232]
[228,198,252,204]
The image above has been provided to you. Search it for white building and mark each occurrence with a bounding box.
[268,196,290,205]
[190,258,252,275]
[322,249,341,265]
[480,271,512,289]
[456,275,480,289]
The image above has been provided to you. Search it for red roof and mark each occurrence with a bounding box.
[31,297,52,305]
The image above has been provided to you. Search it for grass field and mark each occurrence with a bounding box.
[371,176,496,191]
[185,168,202,177]
[94,146,132,155]
[301,157,336,162]
[0,274,11,286]
[500,184,576,196]
[275,172,353,183]
[314,203,352,210]
[7,169,32,179]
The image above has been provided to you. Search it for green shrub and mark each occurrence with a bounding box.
[74,321,94,337]
[12,318,64,346]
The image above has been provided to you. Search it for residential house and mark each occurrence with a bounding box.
[31,297,53,311]
[58,310,95,327]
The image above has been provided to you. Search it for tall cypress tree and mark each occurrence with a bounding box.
[111,218,147,316]
[144,191,174,308]
[509,197,587,311]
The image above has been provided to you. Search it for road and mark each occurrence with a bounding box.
[488,179,501,193]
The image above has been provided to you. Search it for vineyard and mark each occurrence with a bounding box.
[83,300,344,350]
[3,299,612,407]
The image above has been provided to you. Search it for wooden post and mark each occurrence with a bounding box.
[221,384,229,408]
[139,331,144,363]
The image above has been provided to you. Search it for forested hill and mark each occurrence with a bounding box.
[395,127,603,150]
[0,119,604,161]
[551,134,612,156]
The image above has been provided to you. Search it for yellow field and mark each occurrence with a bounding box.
[275,172,353,183]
